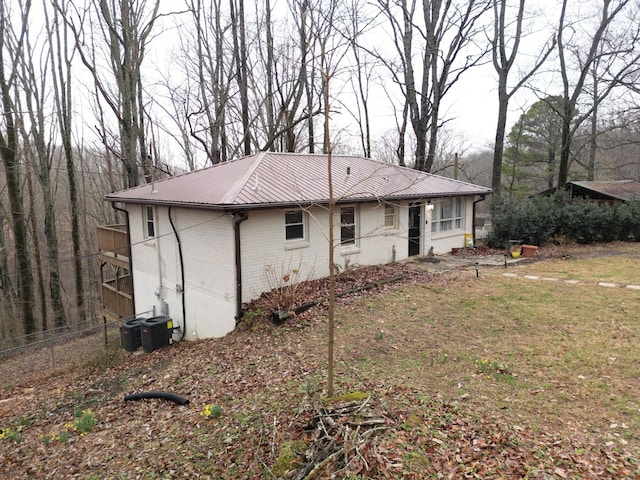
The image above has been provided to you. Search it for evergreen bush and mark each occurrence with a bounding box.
[487,193,640,248]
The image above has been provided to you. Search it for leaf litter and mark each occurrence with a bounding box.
[0,243,638,478]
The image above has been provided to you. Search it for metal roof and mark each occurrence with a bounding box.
[569,180,640,201]
[105,152,492,209]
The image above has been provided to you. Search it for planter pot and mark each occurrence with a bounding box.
[511,250,521,259]
[521,245,538,258]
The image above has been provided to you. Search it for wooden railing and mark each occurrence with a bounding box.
[103,274,133,297]
[97,224,129,258]
[101,282,133,320]
[98,224,134,320]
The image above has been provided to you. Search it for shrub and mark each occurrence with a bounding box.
[488,192,640,247]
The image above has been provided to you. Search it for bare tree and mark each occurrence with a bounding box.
[344,0,378,158]
[556,0,640,186]
[0,0,36,335]
[184,0,233,165]
[306,0,352,397]
[490,0,554,194]
[375,0,491,172]
[255,0,320,153]
[17,8,68,328]
[48,0,85,321]
[63,0,162,188]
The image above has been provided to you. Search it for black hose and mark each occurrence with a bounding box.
[168,207,186,341]
[123,391,190,405]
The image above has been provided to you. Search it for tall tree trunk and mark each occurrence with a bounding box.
[230,0,251,155]
[0,9,36,336]
[492,74,509,193]
[587,67,598,181]
[264,0,275,149]
[0,203,16,340]
[19,18,67,329]
[25,162,48,331]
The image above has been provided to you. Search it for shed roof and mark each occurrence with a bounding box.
[105,152,491,209]
[568,180,640,201]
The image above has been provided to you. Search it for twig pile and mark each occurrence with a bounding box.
[291,397,393,479]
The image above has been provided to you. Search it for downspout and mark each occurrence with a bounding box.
[233,211,249,322]
[472,195,486,247]
[168,207,186,340]
[112,203,135,314]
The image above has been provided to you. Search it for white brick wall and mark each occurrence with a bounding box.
[128,205,237,339]
[126,196,477,339]
[429,197,475,254]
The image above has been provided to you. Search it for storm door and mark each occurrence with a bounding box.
[408,203,421,256]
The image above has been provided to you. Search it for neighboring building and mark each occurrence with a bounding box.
[540,180,640,203]
[565,180,640,203]
[104,152,491,339]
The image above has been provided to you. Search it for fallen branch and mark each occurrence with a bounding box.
[290,396,392,478]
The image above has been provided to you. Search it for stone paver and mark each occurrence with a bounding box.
[500,272,639,290]
[405,253,639,291]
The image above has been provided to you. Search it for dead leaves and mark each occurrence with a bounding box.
[1,253,639,478]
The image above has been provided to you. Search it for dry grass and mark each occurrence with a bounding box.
[1,244,638,478]
[515,256,640,285]
[332,256,640,445]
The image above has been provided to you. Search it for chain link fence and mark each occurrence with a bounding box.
[0,311,152,388]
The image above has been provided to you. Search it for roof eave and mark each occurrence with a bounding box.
[105,189,491,211]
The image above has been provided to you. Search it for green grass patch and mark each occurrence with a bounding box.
[332,258,640,442]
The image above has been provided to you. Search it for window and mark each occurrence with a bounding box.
[340,206,356,245]
[384,205,397,228]
[145,205,155,238]
[431,198,462,233]
[285,210,305,241]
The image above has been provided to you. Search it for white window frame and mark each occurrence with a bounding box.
[431,198,463,233]
[284,209,306,242]
[384,205,398,229]
[144,205,155,238]
[340,205,358,246]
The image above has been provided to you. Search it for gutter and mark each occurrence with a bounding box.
[472,195,486,247]
[111,203,136,313]
[103,191,492,212]
[233,211,249,322]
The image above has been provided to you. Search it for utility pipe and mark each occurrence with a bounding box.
[472,195,486,247]
[233,211,248,322]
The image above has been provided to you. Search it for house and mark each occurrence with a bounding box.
[104,152,491,339]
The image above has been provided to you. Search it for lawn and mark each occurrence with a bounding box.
[336,268,639,439]
[0,243,638,478]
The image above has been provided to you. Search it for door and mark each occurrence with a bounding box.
[408,203,421,256]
